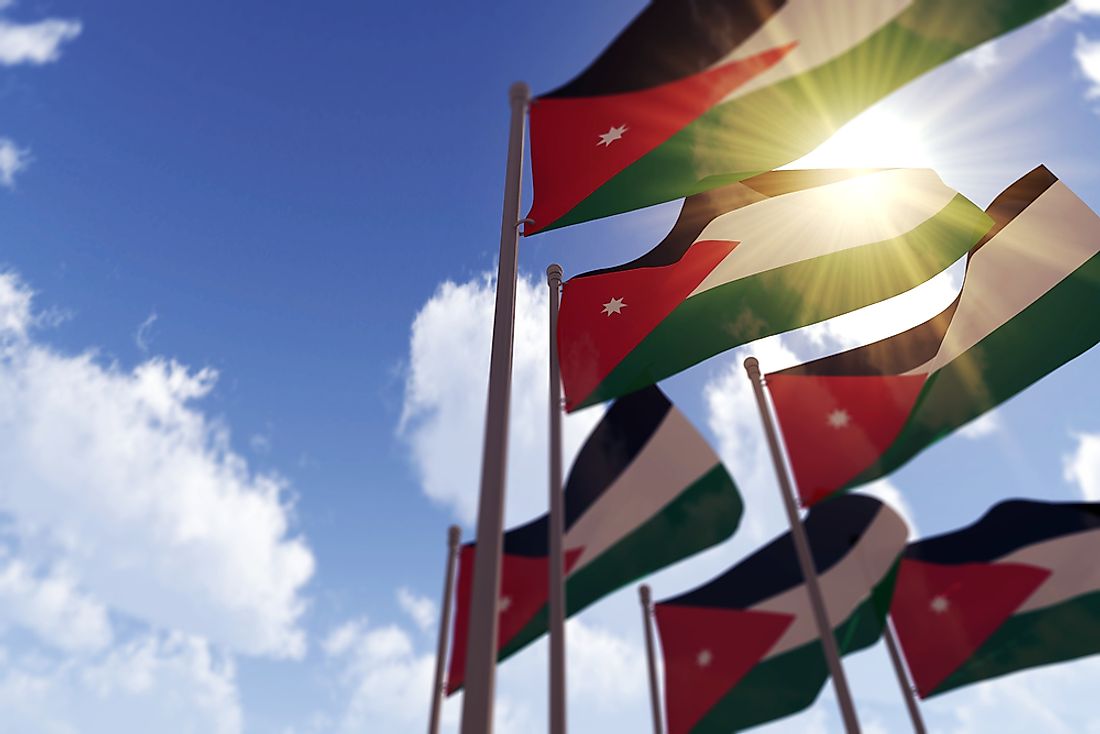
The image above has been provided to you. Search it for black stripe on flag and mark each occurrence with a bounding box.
[575,170,873,280]
[663,494,884,609]
[906,500,1100,565]
[501,385,672,557]
[773,299,959,378]
[968,165,1057,260]
[540,0,786,99]
[576,182,765,279]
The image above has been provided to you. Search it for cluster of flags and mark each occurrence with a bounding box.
[443,1,1100,732]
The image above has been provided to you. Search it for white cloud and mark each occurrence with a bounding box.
[0,137,30,188]
[400,273,603,527]
[397,587,436,634]
[958,411,1002,439]
[0,16,81,65]
[959,41,1001,73]
[1073,0,1100,16]
[0,271,314,658]
[322,617,445,733]
[322,616,533,734]
[0,559,112,653]
[1063,432,1100,500]
[1076,34,1100,100]
[135,311,157,353]
[856,480,918,536]
[0,633,242,734]
[925,658,1100,734]
[0,269,34,337]
[566,619,646,708]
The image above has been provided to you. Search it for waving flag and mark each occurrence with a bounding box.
[525,0,1066,234]
[891,500,1100,698]
[558,168,990,411]
[446,387,741,693]
[768,166,1100,506]
[654,495,907,734]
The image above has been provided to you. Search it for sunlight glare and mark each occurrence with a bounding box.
[783,107,938,170]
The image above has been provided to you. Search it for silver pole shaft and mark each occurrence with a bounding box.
[883,617,927,734]
[460,81,531,734]
[743,357,862,734]
[428,525,463,734]
[547,263,567,734]
[639,585,665,734]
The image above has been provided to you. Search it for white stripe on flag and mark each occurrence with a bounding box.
[908,181,1100,376]
[753,506,907,660]
[713,0,913,103]
[688,168,958,297]
[999,526,1100,614]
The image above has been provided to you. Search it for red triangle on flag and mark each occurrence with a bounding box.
[654,603,794,734]
[558,240,736,411]
[766,373,927,506]
[526,43,796,234]
[890,557,1051,697]
[446,546,584,694]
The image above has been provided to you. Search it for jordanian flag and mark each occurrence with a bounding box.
[891,500,1100,698]
[525,0,1065,234]
[446,387,741,693]
[558,168,990,410]
[654,495,907,734]
[768,165,1100,506]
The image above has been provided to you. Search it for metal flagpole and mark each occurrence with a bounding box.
[547,263,567,734]
[460,80,531,734]
[639,585,665,734]
[428,525,463,734]
[743,357,862,734]
[883,617,927,734]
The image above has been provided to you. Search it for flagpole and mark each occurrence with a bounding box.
[744,357,862,734]
[428,525,462,734]
[638,585,665,734]
[547,263,567,734]
[460,80,531,734]
[883,617,927,734]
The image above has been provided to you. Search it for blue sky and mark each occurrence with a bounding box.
[2,1,1100,732]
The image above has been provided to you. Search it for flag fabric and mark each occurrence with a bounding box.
[558,168,991,411]
[654,495,907,734]
[525,0,1066,234]
[890,499,1100,698]
[445,386,742,693]
[767,165,1100,506]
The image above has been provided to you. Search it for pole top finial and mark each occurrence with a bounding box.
[509,81,531,105]
[744,356,761,379]
[639,584,652,605]
[447,525,462,547]
[546,263,563,284]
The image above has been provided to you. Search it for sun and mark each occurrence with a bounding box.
[783,106,938,170]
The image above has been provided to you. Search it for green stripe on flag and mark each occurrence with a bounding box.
[932,589,1100,697]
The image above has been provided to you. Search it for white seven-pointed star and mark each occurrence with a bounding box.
[826,409,851,429]
[930,595,950,614]
[696,649,713,668]
[601,297,627,316]
[597,124,628,147]
[499,596,512,613]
